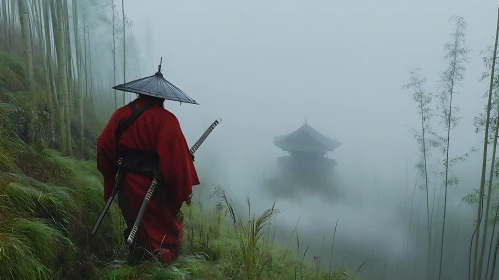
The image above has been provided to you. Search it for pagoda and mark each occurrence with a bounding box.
[273,121,341,177]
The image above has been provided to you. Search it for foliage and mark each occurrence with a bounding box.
[403,67,439,190]
[0,137,122,280]
[403,15,473,279]
[0,138,352,279]
[98,186,351,280]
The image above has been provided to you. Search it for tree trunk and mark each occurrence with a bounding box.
[89,27,96,112]
[28,0,37,63]
[486,203,499,279]
[10,0,17,37]
[45,0,59,137]
[17,0,37,146]
[478,8,499,280]
[35,0,55,140]
[489,231,499,280]
[112,1,117,108]
[60,0,72,155]
[1,0,10,49]
[18,0,34,93]
[53,0,67,154]
[121,0,126,105]
[83,12,88,100]
[439,16,469,280]
[5,0,12,50]
[72,0,84,158]
[63,0,72,110]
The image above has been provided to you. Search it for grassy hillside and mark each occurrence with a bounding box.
[0,51,352,279]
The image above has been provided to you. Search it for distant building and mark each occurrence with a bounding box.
[273,121,341,176]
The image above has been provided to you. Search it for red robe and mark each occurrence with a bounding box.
[96,97,200,262]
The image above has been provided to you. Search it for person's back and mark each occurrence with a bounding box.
[96,95,200,265]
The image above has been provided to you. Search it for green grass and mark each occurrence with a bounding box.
[0,135,123,280]
[0,133,351,279]
[95,185,351,280]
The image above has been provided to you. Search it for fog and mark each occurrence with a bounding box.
[120,1,498,279]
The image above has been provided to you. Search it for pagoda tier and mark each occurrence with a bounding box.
[276,155,338,172]
[273,122,341,153]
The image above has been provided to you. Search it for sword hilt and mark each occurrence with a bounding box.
[126,178,159,244]
[189,118,222,155]
[127,225,139,244]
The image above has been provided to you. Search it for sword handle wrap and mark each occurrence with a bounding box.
[127,225,139,244]
[144,179,158,201]
[189,118,221,155]
[126,178,158,244]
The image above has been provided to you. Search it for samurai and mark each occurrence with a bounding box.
[96,61,200,265]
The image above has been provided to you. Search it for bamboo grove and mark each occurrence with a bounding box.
[0,0,136,158]
[404,10,499,280]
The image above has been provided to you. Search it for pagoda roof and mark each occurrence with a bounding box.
[273,122,341,153]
